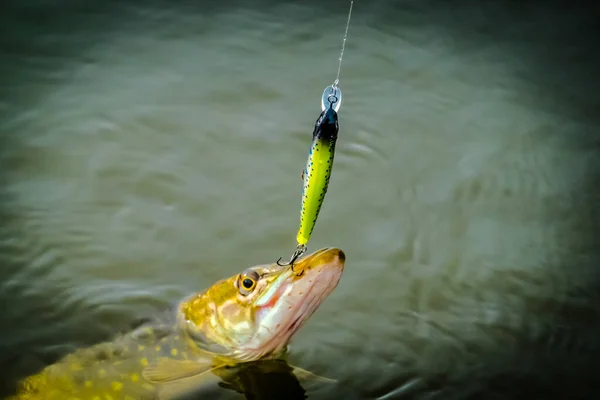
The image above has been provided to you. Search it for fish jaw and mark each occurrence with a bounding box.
[180,248,345,363]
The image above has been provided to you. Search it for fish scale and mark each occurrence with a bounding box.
[11,320,198,400]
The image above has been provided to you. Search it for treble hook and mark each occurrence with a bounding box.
[276,244,307,273]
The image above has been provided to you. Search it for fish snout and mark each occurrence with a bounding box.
[296,247,345,273]
[322,247,345,267]
[336,249,346,263]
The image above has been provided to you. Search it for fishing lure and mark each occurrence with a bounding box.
[277,1,353,268]
[276,90,341,269]
[297,91,340,247]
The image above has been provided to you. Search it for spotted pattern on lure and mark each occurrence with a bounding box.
[297,106,339,246]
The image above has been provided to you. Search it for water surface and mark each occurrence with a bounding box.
[1,1,599,399]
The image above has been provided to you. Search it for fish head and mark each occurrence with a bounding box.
[179,248,345,362]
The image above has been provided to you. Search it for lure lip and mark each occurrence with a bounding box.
[321,85,342,112]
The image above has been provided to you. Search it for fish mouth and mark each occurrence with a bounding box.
[248,248,345,359]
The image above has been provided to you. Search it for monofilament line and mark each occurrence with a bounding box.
[333,1,354,89]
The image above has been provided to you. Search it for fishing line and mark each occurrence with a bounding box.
[332,0,353,89]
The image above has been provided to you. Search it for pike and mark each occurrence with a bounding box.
[10,248,345,400]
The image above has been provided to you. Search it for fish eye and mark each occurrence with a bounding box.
[238,269,260,295]
[242,278,255,289]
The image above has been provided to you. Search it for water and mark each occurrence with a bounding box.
[1,0,599,399]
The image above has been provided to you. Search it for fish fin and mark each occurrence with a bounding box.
[142,358,215,383]
[301,169,305,181]
[154,362,228,400]
[290,364,337,384]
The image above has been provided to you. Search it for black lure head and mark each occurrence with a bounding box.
[312,106,339,141]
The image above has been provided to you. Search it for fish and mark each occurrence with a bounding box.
[9,247,346,400]
[297,106,339,247]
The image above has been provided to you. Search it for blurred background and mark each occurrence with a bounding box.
[1,0,599,399]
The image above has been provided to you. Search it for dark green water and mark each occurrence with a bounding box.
[1,1,599,399]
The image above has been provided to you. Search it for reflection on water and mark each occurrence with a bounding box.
[1,0,599,399]
[205,359,309,400]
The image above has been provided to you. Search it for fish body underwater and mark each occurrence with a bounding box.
[10,248,345,400]
[297,107,339,247]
